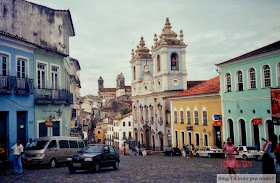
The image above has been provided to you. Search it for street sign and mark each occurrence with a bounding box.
[213,114,222,121]
[187,126,193,131]
[253,118,262,125]
[214,121,222,126]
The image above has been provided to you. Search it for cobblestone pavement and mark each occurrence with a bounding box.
[1,155,264,183]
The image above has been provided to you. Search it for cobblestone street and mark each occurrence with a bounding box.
[1,155,262,183]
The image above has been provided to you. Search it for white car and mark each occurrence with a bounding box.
[196,146,223,158]
[236,146,258,160]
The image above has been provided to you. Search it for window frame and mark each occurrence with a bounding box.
[173,110,178,123]
[262,64,271,88]
[170,52,179,71]
[16,56,29,79]
[277,62,280,87]
[225,72,232,92]
[36,60,48,89]
[180,110,184,124]
[50,64,60,90]
[202,110,208,126]
[194,110,199,125]
[236,70,244,91]
[157,55,161,72]
[0,51,11,76]
[248,67,257,89]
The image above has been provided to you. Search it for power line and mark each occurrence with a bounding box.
[0,96,34,108]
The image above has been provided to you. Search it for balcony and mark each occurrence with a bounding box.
[15,77,34,95]
[0,75,12,94]
[34,89,74,104]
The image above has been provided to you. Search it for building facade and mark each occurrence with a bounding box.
[0,33,35,150]
[169,76,222,149]
[216,41,280,148]
[112,113,133,150]
[131,18,187,151]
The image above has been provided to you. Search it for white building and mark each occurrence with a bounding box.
[112,113,134,150]
[105,122,114,145]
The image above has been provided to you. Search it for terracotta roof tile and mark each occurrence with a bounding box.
[170,76,220,98]
[216,40,280,66]
[187,80,206,89]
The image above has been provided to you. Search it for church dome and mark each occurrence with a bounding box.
[132,37,151,59]
[153,18,185,49]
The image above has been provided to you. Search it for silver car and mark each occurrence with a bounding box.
[22,136,84,168]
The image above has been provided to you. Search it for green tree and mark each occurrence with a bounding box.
[121,108,132,115]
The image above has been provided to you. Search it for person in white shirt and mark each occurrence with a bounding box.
[26,138,35,148]
[9,139,24,174]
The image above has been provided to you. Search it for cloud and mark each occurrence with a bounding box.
[29,0,280,95]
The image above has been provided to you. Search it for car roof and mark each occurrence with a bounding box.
[35,136,82,141]
[88,144,115,147]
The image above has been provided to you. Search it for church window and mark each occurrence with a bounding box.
[133,66,136,80]
[157,55,161,72]
[171,52,179,70]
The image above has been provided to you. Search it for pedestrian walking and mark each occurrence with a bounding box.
[222,137,239,174]
[9,139,24,174]
[0,143,8,175]
[262,134,278,174]
[26,138,35,148]
[135,147,139,156]
[274,135,280,174]
[185,145,190,158]
[191,144,195,156]
[123,148,126,156]
[182,148,186,159]
[142,147,147,156]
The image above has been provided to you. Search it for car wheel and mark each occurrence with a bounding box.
[242,155,248,160]
[257,155,262,161]
[208,154,212,158]
[49,158,57,168]
[95,163,100,173]
[69,166,76,174]
[113,161,119,170]
[196,153,199,158]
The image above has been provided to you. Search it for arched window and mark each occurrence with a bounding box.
[171,52,179,70]
[225,73,231,92]
[123,132,126,139]
[263,65,271,87]
[123,122,125,127]
[236,70,243,91]
[239,119,247,146]
[129,132,132,137]
[248,68,256,89]
[228,119,234,144]
[157,55,161,72]
[133,66,136,80]
[128,121,131,126]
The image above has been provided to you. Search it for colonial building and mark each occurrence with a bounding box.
[97,74,132,120]
[112,113,133,150]
[169,76,222,149]
[0,0,75,151]
[105,121,114,146]
[69,57,81,134]
[216,40,280,148]
[131,18,187,151]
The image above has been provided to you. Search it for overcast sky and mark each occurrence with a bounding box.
[30,0,280,96]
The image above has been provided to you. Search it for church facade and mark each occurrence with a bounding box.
[131,18,187,151]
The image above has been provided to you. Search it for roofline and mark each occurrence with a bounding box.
[0,31,68,57]
[216,40,280,66]
[168,92,220,100]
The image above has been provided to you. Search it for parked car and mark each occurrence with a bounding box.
[196,146,223,158]
[67,144,120,173]
[164,147,181,156]
[22,136,84,168]
[236,146,258,160]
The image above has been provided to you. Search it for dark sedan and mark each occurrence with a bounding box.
[67,144,120,173]
[164,147,182,156]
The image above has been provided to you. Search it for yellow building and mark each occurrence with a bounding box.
[94,128,105,144]
[169,76,222,149]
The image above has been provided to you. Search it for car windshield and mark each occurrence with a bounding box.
[246,147,257,150]
[25,140,48,150]
[83,145,103,153]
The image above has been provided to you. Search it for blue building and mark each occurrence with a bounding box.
[0,32,35,151]
[216,40,280,149]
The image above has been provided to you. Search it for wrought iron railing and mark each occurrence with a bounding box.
[34,89,74,104]
[15,77,34,94]
[0,75,12,93]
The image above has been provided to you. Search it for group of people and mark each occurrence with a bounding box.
[222,134,280,175]
[0,138,35,175]
[181,144,195,158]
